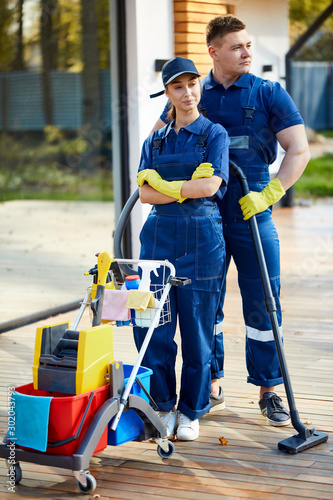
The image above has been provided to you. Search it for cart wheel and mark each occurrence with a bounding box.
[157,440,175,459]
[76,474,97,494]
[5,461,22,484]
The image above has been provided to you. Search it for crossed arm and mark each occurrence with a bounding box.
[139,175,222,204]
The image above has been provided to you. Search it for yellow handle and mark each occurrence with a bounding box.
[97,251,112,286]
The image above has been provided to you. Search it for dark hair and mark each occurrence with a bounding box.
[206,15,246,46]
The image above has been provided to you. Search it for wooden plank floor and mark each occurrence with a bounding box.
[0,202,332,499]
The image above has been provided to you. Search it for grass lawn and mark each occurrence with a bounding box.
[294,153,333,198]
[0,167,113,202]
[0,129,113,202]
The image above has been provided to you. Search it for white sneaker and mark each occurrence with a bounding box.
[176,412,199,441]
[158,411,177,437]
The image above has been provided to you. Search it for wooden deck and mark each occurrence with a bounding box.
[0,202,332,499]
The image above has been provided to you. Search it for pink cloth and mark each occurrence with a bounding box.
[101,290,131,321]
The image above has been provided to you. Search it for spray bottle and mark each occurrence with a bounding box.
[135,262,161,327]
[138,262,160,291]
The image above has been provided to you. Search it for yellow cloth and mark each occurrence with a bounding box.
[136,169,186,203]
[239,178,286,220]
[191,163,214,179]
[126,290,155,311]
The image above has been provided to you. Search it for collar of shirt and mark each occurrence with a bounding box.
[163,114,205,137]
[204,70,252,90]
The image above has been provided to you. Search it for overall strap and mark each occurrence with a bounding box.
[152,121,174,160]
[244,77,262,126]
[152,139,162,161]
[152,134,165,161]
[152,138,163,150]
[196,119,214,160]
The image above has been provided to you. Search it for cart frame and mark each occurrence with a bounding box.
[0,257,189,493]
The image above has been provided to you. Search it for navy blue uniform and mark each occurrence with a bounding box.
[161,72,304,388]
[134,114,230,420]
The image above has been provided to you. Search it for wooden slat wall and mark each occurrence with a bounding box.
[173,1,234,76]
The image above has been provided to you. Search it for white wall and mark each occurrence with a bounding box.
[125,0,174,258]
[236,0,289,83]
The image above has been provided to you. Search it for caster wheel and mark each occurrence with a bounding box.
[76,473,97,494]
[6,461,22,484]
[157,440,175,459]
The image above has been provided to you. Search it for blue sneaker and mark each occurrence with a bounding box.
[259,392,291,427]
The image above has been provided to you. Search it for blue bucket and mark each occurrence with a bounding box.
[108,364,153,446]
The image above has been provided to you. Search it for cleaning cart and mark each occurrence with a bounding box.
[0,253,190,494]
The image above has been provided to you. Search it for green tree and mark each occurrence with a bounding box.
[0,1,16,71]
[95,0,110,70]
[57,0,82,70]
[0,0,110,73]
[12,0,25,70]
[289,0,333,60]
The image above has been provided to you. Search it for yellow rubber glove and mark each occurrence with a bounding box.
[239,178,285,221]
[148,177,186,203]
[136,169,161,187]
[191,163,214,180]
[136,168,186,203]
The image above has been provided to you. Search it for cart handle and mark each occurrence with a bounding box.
[114,258,176,279]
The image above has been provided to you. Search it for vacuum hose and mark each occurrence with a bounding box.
[230,160,314,439]
[113,188,140,276]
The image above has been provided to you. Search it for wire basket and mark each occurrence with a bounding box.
[86,282,171,328]
[131,283,171,328]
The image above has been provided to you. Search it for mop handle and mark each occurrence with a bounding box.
[110,259,175,431]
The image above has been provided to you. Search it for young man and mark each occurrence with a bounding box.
[153,15,310,427]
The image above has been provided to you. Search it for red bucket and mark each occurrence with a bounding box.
[15,382,109,456]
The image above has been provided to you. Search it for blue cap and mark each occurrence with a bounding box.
[150,57,201,98]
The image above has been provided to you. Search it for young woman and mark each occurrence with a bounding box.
[134,57,229,441]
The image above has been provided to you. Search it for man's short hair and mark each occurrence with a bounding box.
[206,14,246,46]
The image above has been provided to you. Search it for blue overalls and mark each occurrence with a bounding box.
[134,118,227,420]
[204,78,284,387]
